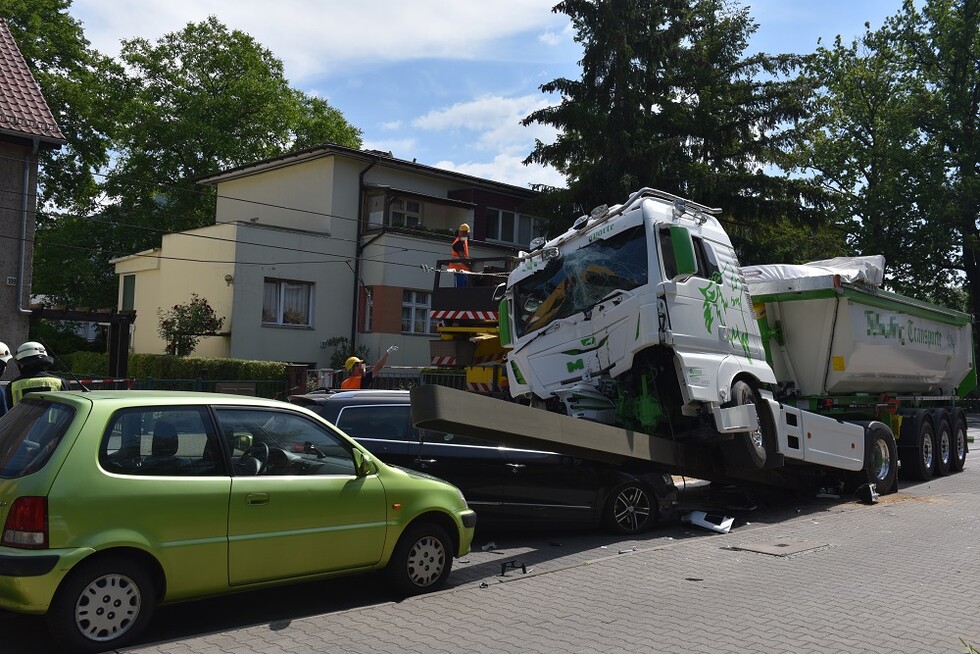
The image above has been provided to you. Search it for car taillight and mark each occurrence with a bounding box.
[2,496,48,549]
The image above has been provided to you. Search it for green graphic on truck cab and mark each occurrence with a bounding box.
[698,262,753,361]
[566,358,585,373]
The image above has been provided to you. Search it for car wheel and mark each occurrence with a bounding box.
[603,482,656,535]
[47,556,155,653]
[386,523,453,597]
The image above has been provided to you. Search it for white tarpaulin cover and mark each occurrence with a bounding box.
[743,255,886,295]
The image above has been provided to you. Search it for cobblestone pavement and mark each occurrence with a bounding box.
[118,435,980,654]
[4,424,976,653]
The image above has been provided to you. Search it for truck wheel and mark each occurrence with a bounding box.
[386,523,453,597]
[855,422,898,494]
[725,380,776,470]
[950,412,968,472]
[933,415,952,476]
[603,482,657,535]
[46,556,156,653]
[900,416,935,481]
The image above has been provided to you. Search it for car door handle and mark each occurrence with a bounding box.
[415,458,437,467]
[505,463,526,472]
[245,493,269,506]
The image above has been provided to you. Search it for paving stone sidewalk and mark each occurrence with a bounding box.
[126,460,980,654]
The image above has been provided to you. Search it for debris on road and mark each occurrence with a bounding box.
[681,511,734,534]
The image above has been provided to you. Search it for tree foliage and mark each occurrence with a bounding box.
[17,11,363,308]
[788,0,978,309]
[523,0,826,263]
[156,294,225,356]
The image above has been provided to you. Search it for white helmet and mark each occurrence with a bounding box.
[15,341,49,365]
[0,342,10,364]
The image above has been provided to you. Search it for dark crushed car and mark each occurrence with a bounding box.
[289,389,679,534]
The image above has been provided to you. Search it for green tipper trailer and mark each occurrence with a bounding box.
[745,258,974,481]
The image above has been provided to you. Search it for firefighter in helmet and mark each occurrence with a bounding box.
[5,342,69,408]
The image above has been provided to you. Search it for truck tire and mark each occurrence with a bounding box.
[932,413,952,477]
[900,413,935,481]
[951,410,968,472]
[854,422,898,494]
[723,380,777,470]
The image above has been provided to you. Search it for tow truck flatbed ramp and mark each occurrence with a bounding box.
[411,384,826,489]
[411,383,695,468]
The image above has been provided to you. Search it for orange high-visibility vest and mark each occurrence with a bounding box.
[448,236,470,271]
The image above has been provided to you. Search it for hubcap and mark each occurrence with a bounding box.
[922,435,934,468]
[872,437,892,481]
[939,430,951,465]
[405,535,446,588]
[614,486,651,532]
[955,428,967,462]
[74,573,140,643]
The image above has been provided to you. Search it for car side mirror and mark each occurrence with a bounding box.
[352,449,377,477]
[234,433,253,452]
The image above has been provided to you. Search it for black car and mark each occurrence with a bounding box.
[289,389,678,534]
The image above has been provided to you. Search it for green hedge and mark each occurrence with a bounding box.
[62,352,288,381]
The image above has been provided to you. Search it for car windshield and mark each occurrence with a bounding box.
[0,399,76,478]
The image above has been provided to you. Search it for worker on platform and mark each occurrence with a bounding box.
[341,345,398,389]
[448,223,472,287]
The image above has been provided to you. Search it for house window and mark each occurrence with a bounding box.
[485,207,544,246]
[402,290,436,334]
[263,279,313,327]
[390,199,422,228]
[122,275,136,311]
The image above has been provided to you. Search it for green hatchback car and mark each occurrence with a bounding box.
[0,391,476,652]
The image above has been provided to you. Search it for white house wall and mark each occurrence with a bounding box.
[115,224,236,357]
[228,223,354,367]
[215,157,337,234]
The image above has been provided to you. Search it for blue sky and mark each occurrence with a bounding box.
[69,0,906,189]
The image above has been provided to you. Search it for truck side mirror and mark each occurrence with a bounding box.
[668,225,698,281]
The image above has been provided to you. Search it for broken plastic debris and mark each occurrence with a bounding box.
[856,483,879,504]
[618,547,638,554]
[481,542,496,551]
[681,511,734,534]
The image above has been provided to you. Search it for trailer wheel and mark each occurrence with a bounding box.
[951,411,968,472]
[933,415,952,477]
[724,380,776,470]
[900,415,935,481]
[855,422,898,494]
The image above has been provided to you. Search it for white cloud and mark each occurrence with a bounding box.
[72,0,567,80]
[380,120,402,130]
[412,94,559,152]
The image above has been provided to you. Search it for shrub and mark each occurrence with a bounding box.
[157,294,225,356]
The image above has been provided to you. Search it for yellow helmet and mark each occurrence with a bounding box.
[459,223,470,233]
[344,356,363,371]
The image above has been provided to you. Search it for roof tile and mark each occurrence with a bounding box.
[0,18,65,143]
